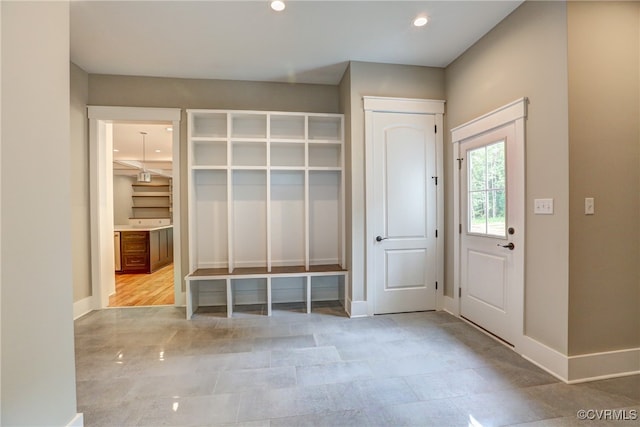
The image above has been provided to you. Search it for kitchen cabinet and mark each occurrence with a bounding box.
[117,226,173,273]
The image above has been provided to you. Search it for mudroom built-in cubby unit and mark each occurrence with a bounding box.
[186,110,346,319]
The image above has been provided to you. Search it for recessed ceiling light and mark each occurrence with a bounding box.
[113,149,119,152]
[165,127,173,132]
[155,149,161,153]
[413,16,428,27]
[270,0,285,12]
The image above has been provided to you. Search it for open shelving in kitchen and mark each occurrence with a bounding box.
[185,110,346,319]
[129,180,172,225]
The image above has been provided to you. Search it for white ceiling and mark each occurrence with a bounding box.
[70,0,523,85]
[113,123,173,162]
[112,123,173,176]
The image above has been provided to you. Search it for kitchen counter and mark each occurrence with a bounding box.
[114,224,173,232]
[115,226,174,273]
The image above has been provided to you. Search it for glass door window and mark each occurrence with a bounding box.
[467,140,506,237]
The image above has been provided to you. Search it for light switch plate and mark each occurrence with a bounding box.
[585,197,594,215]
[534,198,554,215]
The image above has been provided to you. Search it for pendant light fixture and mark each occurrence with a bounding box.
[137,131,151,183]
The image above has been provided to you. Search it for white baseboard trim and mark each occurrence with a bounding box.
[519,335,569,383]
[519,336,640,384]
[73,296,94,320]
[348,299,369,317]
[567,347,640,383]
[443,295,458,316]
[66,413,84,427]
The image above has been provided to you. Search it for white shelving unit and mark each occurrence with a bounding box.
[185,110,347,319]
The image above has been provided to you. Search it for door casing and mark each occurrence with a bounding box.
[364,97,445,316]
[88,106,182,309]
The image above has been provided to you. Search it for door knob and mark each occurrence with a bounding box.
[376,236,388,242]
[497,242,515,250]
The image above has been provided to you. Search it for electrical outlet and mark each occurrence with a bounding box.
[585,197,594,215]
[534,198,554,215]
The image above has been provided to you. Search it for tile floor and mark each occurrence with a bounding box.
[75,303,640,426]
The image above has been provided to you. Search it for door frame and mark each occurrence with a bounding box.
[88,106,182,309]
[363,97,445,316]
[450,98,527,348]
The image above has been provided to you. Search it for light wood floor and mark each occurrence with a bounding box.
[109,264,175,307]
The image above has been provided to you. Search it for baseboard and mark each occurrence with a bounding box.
[348,299,368,318]
[519,335,569,382]
[66,413,84,427]
[519,336,640,384]
[567,347,640,383]
[443,295,458,316]
[73,296,94,320]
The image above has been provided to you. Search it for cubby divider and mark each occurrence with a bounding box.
[186,110,346,319]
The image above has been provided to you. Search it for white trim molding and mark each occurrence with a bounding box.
[451,97,527,143]
[88,106,183,310]
[73,296,93,320]
[568,347,640,383]
[66,413,84,427]
[363,96,445,115]
[517,336,640,384]
[88,106,180,122]
[520,336,570,382]
[348,299,369,318]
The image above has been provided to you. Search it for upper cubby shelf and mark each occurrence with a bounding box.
[187,110,343,170]
[231,113,267,139]
[191,112,227,138]
[308,116,342,141]
[270,114,305,140]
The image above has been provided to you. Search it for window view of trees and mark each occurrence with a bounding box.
[468,141,506,237]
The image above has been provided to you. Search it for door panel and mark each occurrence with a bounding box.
[372,112,437,314]
[467,249,506,311]
[386,249,427,290]
[460,124,519,344]
[385,127,426,238]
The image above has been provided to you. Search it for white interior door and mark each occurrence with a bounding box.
[371,112,437,314]
[460,123,522,345]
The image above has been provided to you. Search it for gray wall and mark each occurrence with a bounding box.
[1,1,78,424]
[71,62,92,301]
[567,1,640,355]
[345,61,445,303]
[83,75,340,298]
[445,1,570,353]
[338,64,353,299]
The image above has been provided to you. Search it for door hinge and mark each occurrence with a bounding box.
[434,124,437,133]
[435,281,438,290]
[431,176,438,185]
[459,287,462,298]
[435,229,438,238]
[459,223,462,234]
[457,158,464,170]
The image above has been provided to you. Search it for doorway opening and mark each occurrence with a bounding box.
[111,121,175,307]
[88,106,182,310]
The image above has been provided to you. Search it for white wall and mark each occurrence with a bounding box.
[1,2,79,425]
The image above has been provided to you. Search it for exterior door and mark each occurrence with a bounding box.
[460,123,522,344]
[371,112,437,314]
